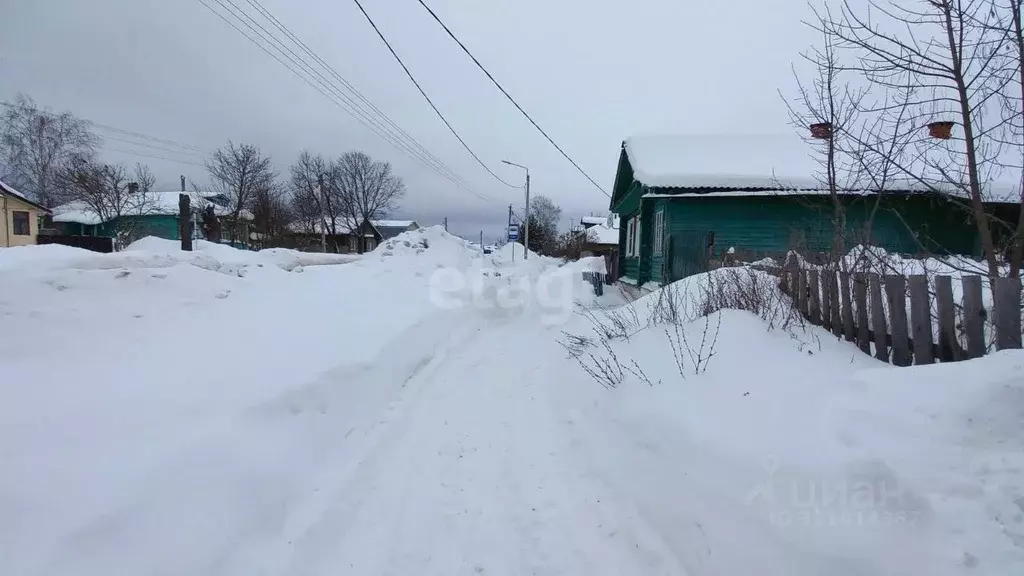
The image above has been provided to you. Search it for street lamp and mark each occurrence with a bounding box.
[502,160,530,260]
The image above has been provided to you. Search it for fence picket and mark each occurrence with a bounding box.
[993,277,1023,350]
[819,271,829,330]
[840,272,855,342]
[961,276,986,359]
[798,270,808,317]
[908,275,934,364]
[869,273,888,362]
[885,275,912,366]
[829,272,842,338]
[933,275,959,362]
[808,270,821,325]
[853,272,870,354]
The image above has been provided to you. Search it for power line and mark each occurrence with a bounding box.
[89,123,210,154]
[102,135,207,157]
[215,0,465,188]
[350,0,517,189]
[414,0,610,198]
[197,0,502,204]
[1,101,211,156]
[99,146,207,167]
[241,0,464,188]
[200,0,461,187]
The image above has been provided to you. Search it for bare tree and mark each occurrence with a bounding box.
[333,151,405,253]
[521,195,562,255]
[811,0,1015,282]
[249,181,292,248]
[988,0,1024,275]
[1,94,99,207]
[206,141,275,244]
[783,31,868,264]
[289,150,348,251]
[56,158,157,247]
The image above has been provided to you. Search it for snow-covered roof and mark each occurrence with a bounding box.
[585,224,620,245]
[52,201,104,225]
[0,179,29,200]
[624,134,822,190]
[373,220,416,228]
[289,218,419,236]
[622,134,1022,202]
[581,216,607,225]
[50,192,250,226]
[0,179,48,211]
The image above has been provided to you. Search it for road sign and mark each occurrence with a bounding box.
[508,225,519,240]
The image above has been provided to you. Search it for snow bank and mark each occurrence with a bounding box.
[561,281,1024,575]
[0,237,359,277]
[371,225,478,270]
[0,243,93,270]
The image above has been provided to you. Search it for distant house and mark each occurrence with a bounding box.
[0,179,50,248]
[580,216,609,229]
[609,134,1022,291]
[289,219,419,253]
[574,215,620,281]
[49,192,252,249]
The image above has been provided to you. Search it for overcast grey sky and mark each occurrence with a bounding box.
[1,0,820,240]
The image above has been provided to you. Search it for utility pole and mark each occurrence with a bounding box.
[317,173,327,253]
[524,172,530,260]
[501,160,530,260]
[507,204,514,262]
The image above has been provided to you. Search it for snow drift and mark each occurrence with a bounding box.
[561,269,1024,575]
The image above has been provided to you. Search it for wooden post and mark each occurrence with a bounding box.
[821,270,832,331]
[178,194,192,252]
[829,272,842,338]
[993,277,1023,350]
[885,275,912,366]
[808,269,821,325]
[933,275,959,362]
[908,275,934,364]
[840,271,855,342]
[961,275,986,359]
[853,272,870,354]
[869,273,888,362]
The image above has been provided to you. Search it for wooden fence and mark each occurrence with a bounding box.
[763,265,1022,365]
[37,235,114,253]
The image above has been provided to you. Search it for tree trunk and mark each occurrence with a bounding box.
[942,1,1000,283]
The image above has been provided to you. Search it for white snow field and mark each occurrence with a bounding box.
[1,227,1022,576]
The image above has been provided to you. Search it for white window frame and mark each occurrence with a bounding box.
[653,209,665,256]
[634,215,642,257]
[625,216,636,257]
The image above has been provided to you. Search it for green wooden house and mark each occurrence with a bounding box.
[609,134,1020,291]
[50,192,252,248]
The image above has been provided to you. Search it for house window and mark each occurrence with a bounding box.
[653,209,665,255]
[12,211,30,235]
[348,236,357,252]
[624,214,643,257]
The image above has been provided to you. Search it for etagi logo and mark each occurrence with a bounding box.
[427,266,579,324]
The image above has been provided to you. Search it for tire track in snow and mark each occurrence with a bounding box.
[280,313,692,576]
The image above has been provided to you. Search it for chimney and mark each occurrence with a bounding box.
[180,175,186,192]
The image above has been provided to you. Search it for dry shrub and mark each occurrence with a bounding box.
[696,267,805,331]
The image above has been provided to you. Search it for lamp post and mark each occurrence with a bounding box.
[502,160,530,260]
